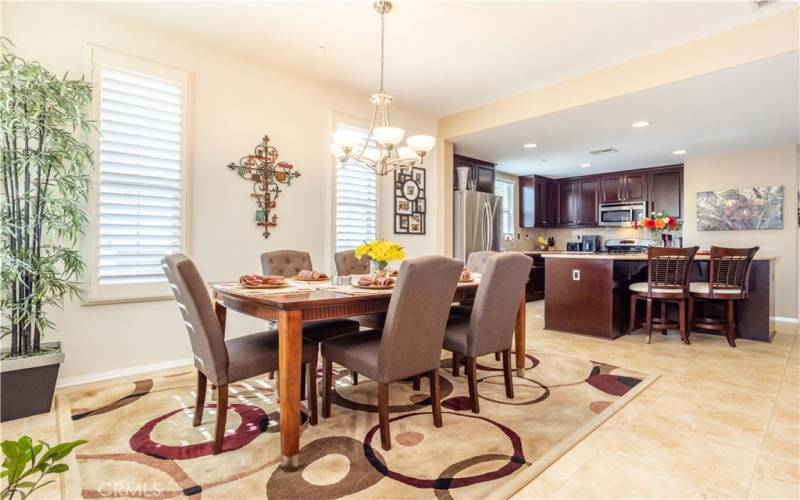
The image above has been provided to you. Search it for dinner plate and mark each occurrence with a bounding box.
[292,275,330,282]
[242,282,289,289]
[352,283,394,290]
[459,278,474,283]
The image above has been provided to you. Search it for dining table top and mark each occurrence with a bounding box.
[211,276,481,310]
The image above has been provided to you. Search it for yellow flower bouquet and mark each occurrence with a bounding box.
[355,240,406,276]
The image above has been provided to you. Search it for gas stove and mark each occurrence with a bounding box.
[603,238,657,254]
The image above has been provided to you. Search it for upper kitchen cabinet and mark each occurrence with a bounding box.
[519,175,554,228]
[600,172,647,203]
[556,179,580,226]
[453,154,496,193]
[577,177,599,225]
[648,165,683,218]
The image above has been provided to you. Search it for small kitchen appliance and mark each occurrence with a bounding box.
[566,241,582,252]
[580,235,603,252]
[598,202,647,227]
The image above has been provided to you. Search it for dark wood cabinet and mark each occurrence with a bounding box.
[578,178,599,225]
[556,180,580,226]
[601,176,623,203]
[648,166,683,218]
[518,176,535,228]
[624,173,647,202]
[600,172,646,203]
[518,175,553,228]
[453,154,495,193]
[525,254,546,301]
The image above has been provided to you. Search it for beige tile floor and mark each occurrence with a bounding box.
[512,301,800,500]
[1,301,798,499]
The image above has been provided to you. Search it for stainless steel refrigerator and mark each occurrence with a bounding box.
[453,190,503,261]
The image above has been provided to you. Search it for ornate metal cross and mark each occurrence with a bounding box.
[227,135,301,239]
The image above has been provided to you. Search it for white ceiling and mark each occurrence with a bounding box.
[85,1,798,118]
[453,52,800,177]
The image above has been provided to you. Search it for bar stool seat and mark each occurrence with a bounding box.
[689,282,743,297]
[629,282,685,295]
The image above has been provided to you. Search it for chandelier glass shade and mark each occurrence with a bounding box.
[331,1,435,176]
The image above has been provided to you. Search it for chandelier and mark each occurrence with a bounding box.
[330,0,435,176]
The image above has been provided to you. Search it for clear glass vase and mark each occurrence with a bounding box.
[371,260,388,277]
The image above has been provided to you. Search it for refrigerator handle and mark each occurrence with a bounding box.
[486,201,493,251]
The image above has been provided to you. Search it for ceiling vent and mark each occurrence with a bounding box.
[588,147,618,156]
[753,0,777,7]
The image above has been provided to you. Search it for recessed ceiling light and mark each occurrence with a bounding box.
[631,120,651,128]
[672,149,687,155]
[523,143,538,148]
[580,163,591,168]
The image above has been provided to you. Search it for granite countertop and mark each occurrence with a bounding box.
[541,253,779,261]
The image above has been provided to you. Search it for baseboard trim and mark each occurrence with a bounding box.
[56,357,193,389]
[772,316,800,324]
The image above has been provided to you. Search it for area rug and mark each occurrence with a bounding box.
[56,350,655,499]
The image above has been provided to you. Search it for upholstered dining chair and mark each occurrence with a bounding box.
[162,253,320,454]
[443,253,533,413]
[450,250,499,318]
[627,246,699,344]
[688,246,759,347]
[333,249,385,331]
[320,255,463,451]
[261,249,361,383]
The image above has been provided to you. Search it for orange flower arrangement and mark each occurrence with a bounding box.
[633,211,680,234]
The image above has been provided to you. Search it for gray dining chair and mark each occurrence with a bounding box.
[261,249,361,383]
[450,250,499,318]
[443,252,533,413]
[320,255,463,451]
[333,249,386,331]
[162,253,320,454]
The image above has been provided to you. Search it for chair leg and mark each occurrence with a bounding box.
[627,295,638,334]
[412,375,421,391]
[678,300,690,345]
[501,349,514,399]
[726,300,737,347]
[452,352,460,377]
[378,382,391,451]
[645,298,653,344]
[322,359,333,419]
[307,361,318,425]
[213,384,228,455]
[494,352,501,361]
[429,369,442,428]
[466,356,479,413]
[300,364,307,401]
[687,297,695,340]
[193,371,207,427]
[660,302,668,334]
[268,371,275,380]
[352,372,359,385]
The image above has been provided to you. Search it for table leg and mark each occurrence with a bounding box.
[278,309,303,470]
[515,292,526,377]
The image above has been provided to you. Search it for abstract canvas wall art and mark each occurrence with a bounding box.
[696,185,783,231]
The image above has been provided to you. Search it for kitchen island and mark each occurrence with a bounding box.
[543,253,778,341]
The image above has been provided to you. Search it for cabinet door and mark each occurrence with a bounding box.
[601,175,622,203]
[518,176,535,228]
[578,178,599,225]
[475,165,495,193]
[649,168,683,218]
[556,181,579,226]
[534,177,553,227]
[623,173,647,202]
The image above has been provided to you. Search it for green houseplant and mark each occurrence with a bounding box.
[0,38,93,421]
[1,436,86,499]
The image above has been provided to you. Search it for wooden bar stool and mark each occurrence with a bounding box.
[627,246,699,344]
[688,246,759,347]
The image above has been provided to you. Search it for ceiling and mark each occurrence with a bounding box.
[453,52,800,178]
[85,1,798,118]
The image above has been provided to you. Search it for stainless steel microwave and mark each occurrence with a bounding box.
[598,202,647,227]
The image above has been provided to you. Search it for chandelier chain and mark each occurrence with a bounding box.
[379,7,385,92]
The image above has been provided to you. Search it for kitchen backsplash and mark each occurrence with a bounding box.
[503,226,683,251]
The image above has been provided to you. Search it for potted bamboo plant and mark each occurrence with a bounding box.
[0,39,93,421]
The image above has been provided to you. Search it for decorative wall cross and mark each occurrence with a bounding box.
[227,135,301,238]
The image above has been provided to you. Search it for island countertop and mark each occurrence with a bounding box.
[541,252,779,261]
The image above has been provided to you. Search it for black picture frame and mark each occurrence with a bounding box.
[393,167,426,235]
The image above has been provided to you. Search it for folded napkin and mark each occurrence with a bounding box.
[357,275,396,287]
[239,274,285,286]
[297,270,329,280]
[460,266,472,281]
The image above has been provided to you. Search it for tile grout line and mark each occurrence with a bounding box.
[744,325,798,497]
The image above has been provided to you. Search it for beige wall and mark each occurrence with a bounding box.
[683,144,799,320]
[3,2,439,383]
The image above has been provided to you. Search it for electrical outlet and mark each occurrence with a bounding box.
[572,269,580,281]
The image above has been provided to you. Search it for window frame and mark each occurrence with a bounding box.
[84,46,191,305]
[330,113,381,257]
[495,176,517,238]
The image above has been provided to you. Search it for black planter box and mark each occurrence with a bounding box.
[1,343,64,422]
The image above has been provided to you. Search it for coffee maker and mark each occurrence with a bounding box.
[580,235,603,253]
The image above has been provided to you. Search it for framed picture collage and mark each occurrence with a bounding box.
[394,167,426,234]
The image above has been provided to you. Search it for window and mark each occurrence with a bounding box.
[495,178,516,237]
[86,48,189,302]
[334,123,378,252]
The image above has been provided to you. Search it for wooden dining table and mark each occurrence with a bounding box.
[212,279,527,470]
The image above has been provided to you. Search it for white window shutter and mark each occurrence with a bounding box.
[97,66,183,285]
[334,125,378,252]
[495,179,516,237]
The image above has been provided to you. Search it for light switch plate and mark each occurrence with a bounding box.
[572,269,580,281]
